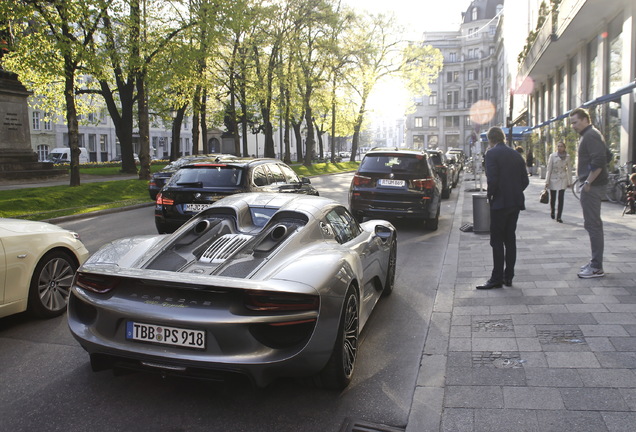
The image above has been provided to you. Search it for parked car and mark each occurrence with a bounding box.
[349,148,442,230]
[446,148,466,171]
[0,218,89,319]
[44,147,89,164]
[68,193,397,389]
[154,157,319,233]
[426,149,455,199]
[148,154,235,200]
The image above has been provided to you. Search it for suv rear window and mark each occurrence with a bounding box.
[169,166,244,187]
[359,154,430,176]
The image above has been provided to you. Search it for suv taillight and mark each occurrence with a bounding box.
[156,193,174,206]
[352,174,373,187]
[411,178,435,191]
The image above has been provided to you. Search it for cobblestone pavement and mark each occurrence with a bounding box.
[407,173,636,432]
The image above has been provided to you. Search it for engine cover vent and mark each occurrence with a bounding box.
[200,234,252,263]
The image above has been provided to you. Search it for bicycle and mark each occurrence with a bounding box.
[572,161,634,203]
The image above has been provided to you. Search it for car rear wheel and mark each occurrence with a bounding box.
[315,285,359,390]
[28,250,78,319]
[382,240,397,297]
[426,206,440,231]
[441,185,451,199]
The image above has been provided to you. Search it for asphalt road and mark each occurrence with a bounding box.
[0,173,458,432]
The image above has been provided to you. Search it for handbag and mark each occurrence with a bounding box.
[540,188,549,204]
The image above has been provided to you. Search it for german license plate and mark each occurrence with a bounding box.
[126,321,206,349]
[378,179,405,187]
[184,203,214,212]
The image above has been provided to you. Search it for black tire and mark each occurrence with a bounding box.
[441,186,450,199]
[27,250,78,319]
[315,285,359,390]
[155,220,171,234]
[382,240,397,297]
[426,206,440,231]
[352,212,364,224]
[612,180,628,205]
[572,179,580,200]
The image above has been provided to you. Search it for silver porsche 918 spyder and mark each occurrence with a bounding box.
[68,193,397,389]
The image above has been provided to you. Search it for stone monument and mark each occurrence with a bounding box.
[0,69,66,181]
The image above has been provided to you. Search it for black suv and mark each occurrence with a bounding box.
[155,157,319,233]
[426,149,455,199]
[349,148,442,230]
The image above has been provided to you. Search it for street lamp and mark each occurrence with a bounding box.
[170,109,178,161]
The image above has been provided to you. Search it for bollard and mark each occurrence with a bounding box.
[472,193,490,234]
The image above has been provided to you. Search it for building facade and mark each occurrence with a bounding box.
[405,0,503,155]
[518,0,636,167]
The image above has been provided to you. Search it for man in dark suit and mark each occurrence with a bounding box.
[477,127,529,289]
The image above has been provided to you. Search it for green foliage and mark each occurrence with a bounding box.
[0,162,357,221]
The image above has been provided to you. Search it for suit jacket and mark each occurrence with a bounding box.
[485,142,529,210]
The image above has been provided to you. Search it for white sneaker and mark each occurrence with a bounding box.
[578,266,605,278]
[580,262,590,271]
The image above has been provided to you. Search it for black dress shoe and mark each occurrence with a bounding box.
[503,279,512,287]
[556,218,563,223]
[476,280,503,289]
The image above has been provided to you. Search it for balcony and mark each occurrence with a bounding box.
[518,0,628,83]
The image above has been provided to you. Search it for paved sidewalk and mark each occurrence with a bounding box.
[408,174,636,432]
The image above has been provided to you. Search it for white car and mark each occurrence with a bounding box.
[0,219,89,319]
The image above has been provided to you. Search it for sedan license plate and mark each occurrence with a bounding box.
[126,321,206,349]
[378,179,405,187]
[184,203,214,212]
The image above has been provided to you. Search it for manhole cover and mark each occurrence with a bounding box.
[473,319,514,333]
[472,351,525,368]
[538,330,586,344]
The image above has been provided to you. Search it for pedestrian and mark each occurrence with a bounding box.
[545,140,572,223]
[526,148,534,176]
[569,107,609,278]
[476,127,529,289]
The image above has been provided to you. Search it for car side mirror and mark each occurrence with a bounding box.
[374,225,393,241]
[301,177,311,184]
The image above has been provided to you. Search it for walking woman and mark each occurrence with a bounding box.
[545,140,572,223]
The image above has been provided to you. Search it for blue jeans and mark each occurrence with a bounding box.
[580,185,604,269]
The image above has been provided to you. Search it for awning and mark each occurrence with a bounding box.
[521,80,636,134]
[480,127,528,143]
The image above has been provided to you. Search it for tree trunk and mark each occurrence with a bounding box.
[136,73,151,180]
[63,56,81,187]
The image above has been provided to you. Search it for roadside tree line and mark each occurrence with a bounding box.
[1,0,443,185]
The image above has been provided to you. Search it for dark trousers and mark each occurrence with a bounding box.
[489,206,521,282]
[549,189,565,219]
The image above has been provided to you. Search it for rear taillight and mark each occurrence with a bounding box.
[75,272,120,294]
[244,291,320,312]
[411,178,436,191]
[352,174,373,187]
[156,193,174,206]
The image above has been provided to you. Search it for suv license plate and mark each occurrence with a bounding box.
[378,179,405,187]
[126,321,206,349]
[184,203,215,212]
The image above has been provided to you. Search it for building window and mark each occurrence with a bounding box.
[444,116,460,127]
[429,92,437,105]
[449,52,456,62]
[414,95,423,105]
[88,134,97,152]
[472,7,477,21]
[465,115,472,126]
[489,25,496,36]
[446,91,459,109]
[414,117,423,128]
[32,111,41,130]
[468,28,474,38]
[453,71,459,82]
[474,69,479,80]
[428,135,438,147]
[43,113,52,131]
[446,71,452,82]
[37,145,49,161]
[429,117,437,127]
[413,135,424,149]
[100,135,108,152]
[468,70,474,81]
[78,134,85,148]
[467,89,478,106]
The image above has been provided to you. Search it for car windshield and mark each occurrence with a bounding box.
[169,166,244,187]
[359,154,429,175]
